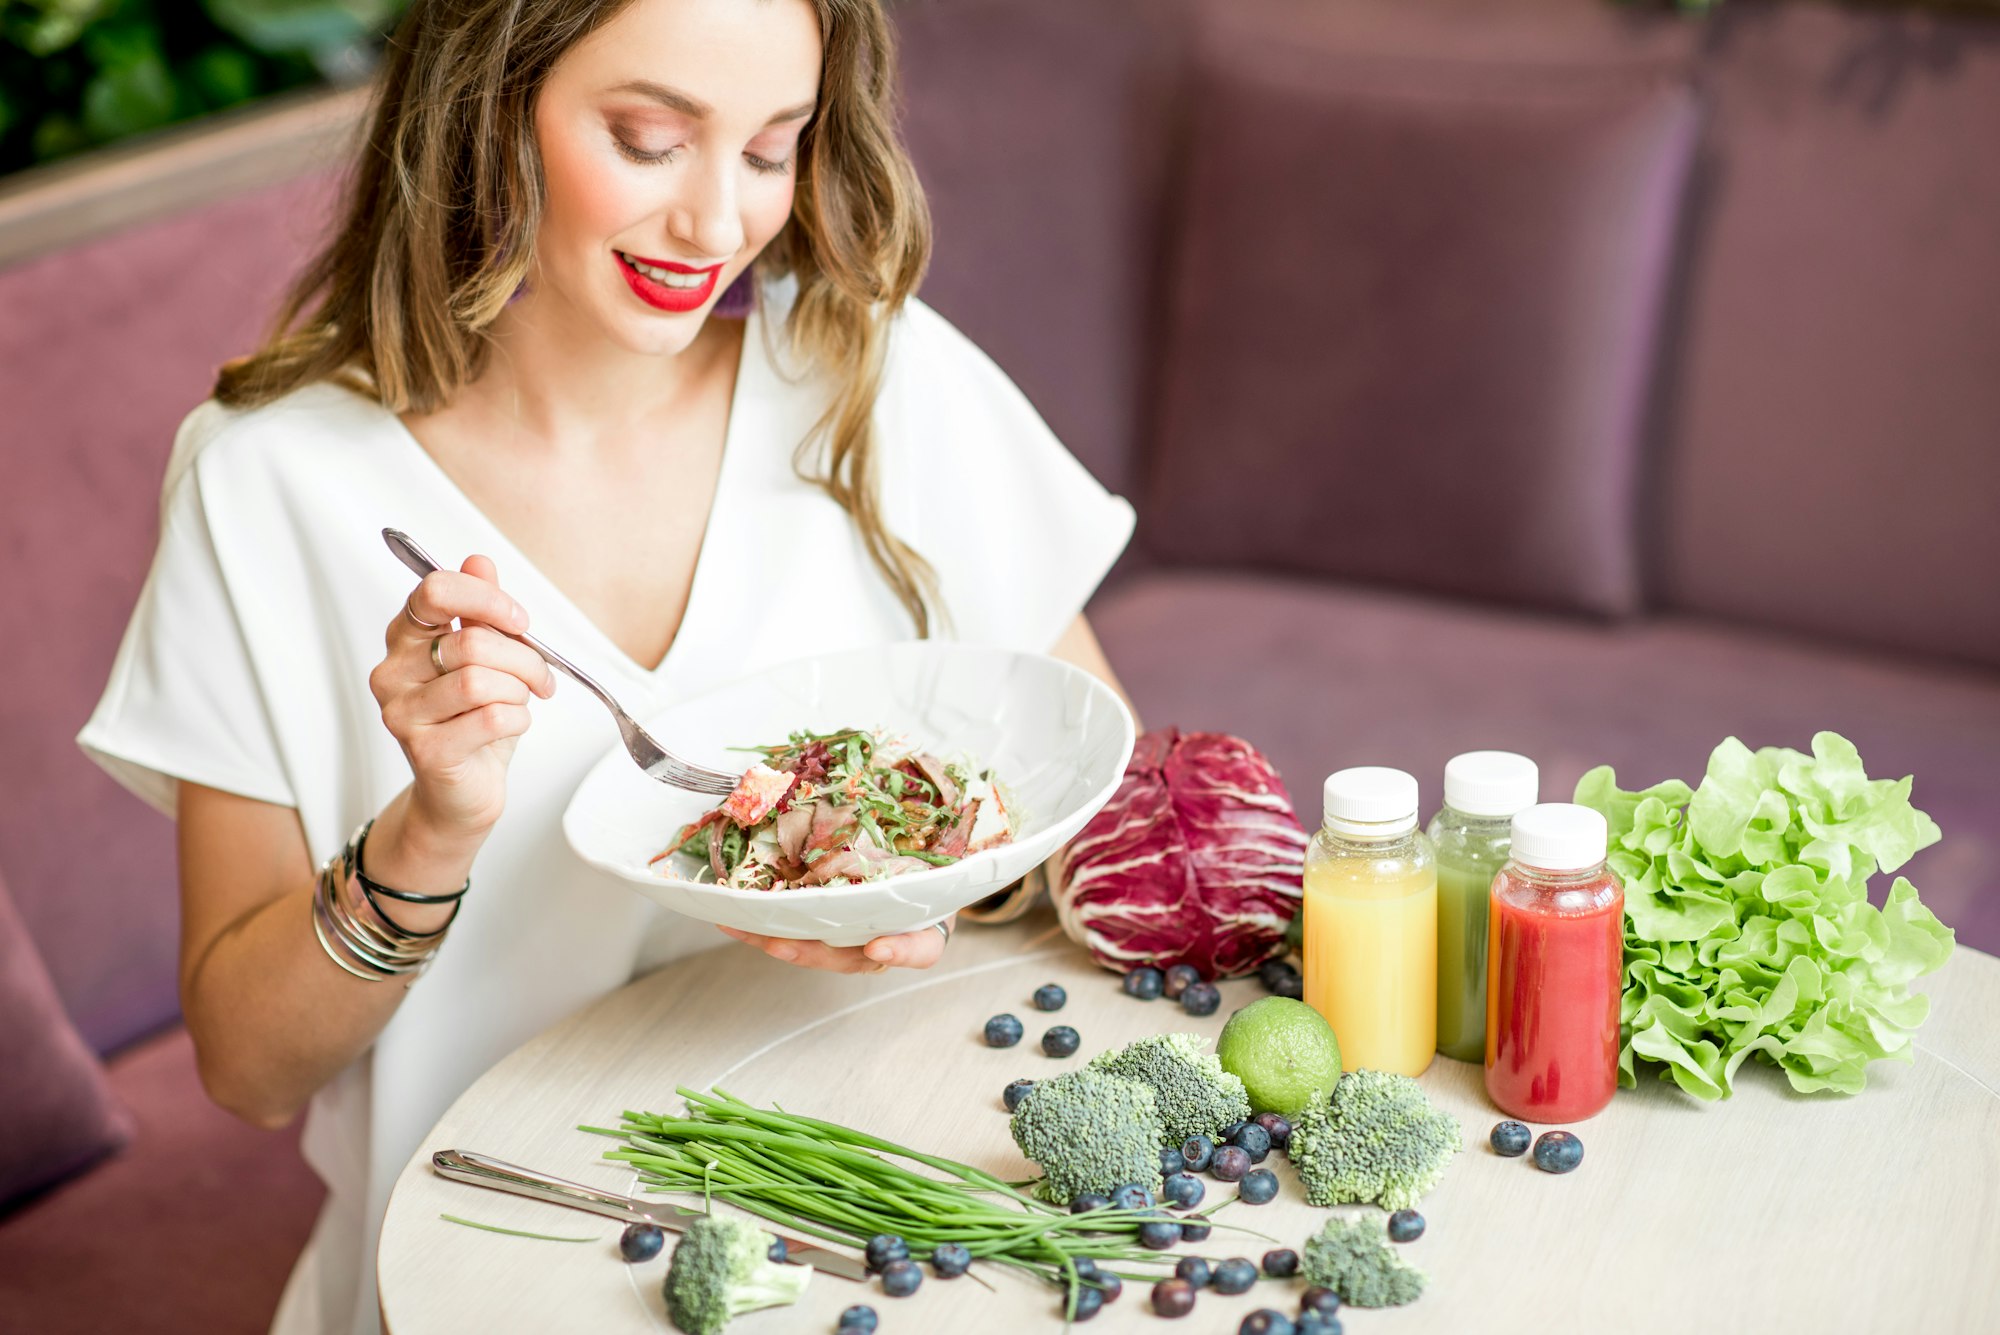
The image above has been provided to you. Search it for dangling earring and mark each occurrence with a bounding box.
[712,269,755,319]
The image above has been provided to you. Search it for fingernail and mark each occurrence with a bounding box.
[510,604,528,630]
[769,945,797,962]
[865,943,891,962]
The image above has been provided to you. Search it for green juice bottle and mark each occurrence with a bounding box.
[1425,752,1538,1063]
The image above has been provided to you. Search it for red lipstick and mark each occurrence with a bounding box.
[615,251,723,313]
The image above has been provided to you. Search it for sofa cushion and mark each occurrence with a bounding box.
[895,0,1192,505]
[1651,0,2000,671]
[0,168,339,1055]
[1146,2,1698,617]
[1087,570,2000,957]
[0,866,132,1209]
[0,1025,323,1333]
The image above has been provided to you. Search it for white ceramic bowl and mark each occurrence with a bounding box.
[562,642,1136,945]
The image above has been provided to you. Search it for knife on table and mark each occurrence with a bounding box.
[431,1149,869,1281]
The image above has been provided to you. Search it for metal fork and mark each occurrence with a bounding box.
[382,528,737,796]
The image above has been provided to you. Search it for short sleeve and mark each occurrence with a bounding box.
[76,405,295,818]
[877,300,1137,651]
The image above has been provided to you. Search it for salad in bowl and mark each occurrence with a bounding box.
[562,642,1134,945]
[656,727,1016,891]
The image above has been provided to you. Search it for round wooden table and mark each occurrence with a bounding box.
[379,908,2000,1333]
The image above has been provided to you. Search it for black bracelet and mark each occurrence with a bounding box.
[361,881,460,938]
[353,819,471,905]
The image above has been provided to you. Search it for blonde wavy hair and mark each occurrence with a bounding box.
[217,0,941,634]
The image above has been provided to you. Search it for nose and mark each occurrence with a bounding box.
[664,150,746,263]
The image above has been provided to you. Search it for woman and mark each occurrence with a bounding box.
[78,1,1134,1331]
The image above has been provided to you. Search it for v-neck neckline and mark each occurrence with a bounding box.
[381,303,763,685]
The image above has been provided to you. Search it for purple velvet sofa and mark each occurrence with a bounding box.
[2,0,1995,1328]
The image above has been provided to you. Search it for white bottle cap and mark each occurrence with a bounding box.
[1443,751,1540,818]
[1322,767,1419,837]
[1509,803,1609,872]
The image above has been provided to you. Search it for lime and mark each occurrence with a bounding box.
[1216,996,1343,1116]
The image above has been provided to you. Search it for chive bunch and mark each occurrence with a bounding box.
[582,1087,1244,1308]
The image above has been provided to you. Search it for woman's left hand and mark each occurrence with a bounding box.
[716,917,956,974]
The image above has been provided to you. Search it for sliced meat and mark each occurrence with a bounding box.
[775,803,815,863]
[807,801,857,855]
[802,847,870,886]
[913,753,961,809]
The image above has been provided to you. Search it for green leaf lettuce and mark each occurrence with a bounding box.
[1576,732,1954,1100]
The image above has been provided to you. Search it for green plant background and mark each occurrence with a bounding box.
[0,0,408,177]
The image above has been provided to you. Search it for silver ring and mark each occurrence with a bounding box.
[932,920,951,944]
[405,594,443,630]
[430,635,448,677]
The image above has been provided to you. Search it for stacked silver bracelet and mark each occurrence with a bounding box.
[310,820,461,983]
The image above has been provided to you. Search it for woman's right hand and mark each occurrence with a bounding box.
[369,554,558,841]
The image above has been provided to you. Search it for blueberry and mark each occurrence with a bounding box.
[1387,1208,1425,1242]
[879,1258,921,1297]
[1490,1119,1532,1157]
[1219,1120,1250,1143]
[1210,1145,1251,1182]
[1301,1285,1342,1316]
[1087,1271,1123,1304]
[1237,1168,1279,1205]
[1533,1129,1584,1174]
[1297,1316,1342,1335]
[1252,1112,1293,1151]
[1070,1191,1110,1214]
[1161,1146,1186,1177]
[1139,1218,1183,1250]
[1212,1257,1258,1295]
[1241,1311,1296,1335]
[1110,1182,1155,1212]
[837,1304,879,1333]
[932,1242,971,1277]
[1123,967,1165,1000]
[1033,982,1068,1011]
[1257,958,1299,990]
[864,1233,909,1270]
[1180,1221,1213,1242]
[1002,1077,1035,1112]
[1180,1134,1216,1173]
[1181,981,1222,1016]
[1041,1025,1081,1058]
[1162,1172,1206,1209]
[1232,1123,1273,1163]
[1273,972,1304,1000]
[1175,1256,1212,1288]
[768,1236,788,1263]
[1068,1283,1104,1321]
[984,1013,1023,1047]
[618,1221,664,1263]
[1163,964,1202,999]
[1262,1248,1299,1278]
[1151,1277,1197,1316]
[1072,1257,1101,1280]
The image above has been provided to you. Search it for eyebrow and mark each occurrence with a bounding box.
[609,79,816,126]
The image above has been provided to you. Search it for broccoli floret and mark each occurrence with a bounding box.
[1009,1068,1166,1203]
[1301,1215,1427,1307]
[662,1215,810,1335]
[1087,1032,1251,1147]
[1289,1068,1462,1210]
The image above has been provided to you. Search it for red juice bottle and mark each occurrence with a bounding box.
[1484,803,1623,1122]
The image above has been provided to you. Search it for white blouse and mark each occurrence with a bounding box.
[77,279,1135,1335]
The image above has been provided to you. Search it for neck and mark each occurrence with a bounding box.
[441,282,744,459]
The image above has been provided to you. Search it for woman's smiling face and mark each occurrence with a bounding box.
[529,0,821,354]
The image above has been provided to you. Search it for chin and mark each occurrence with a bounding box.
[606,300,710,356]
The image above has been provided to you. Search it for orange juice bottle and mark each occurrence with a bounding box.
[1303,767,1437,1075]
